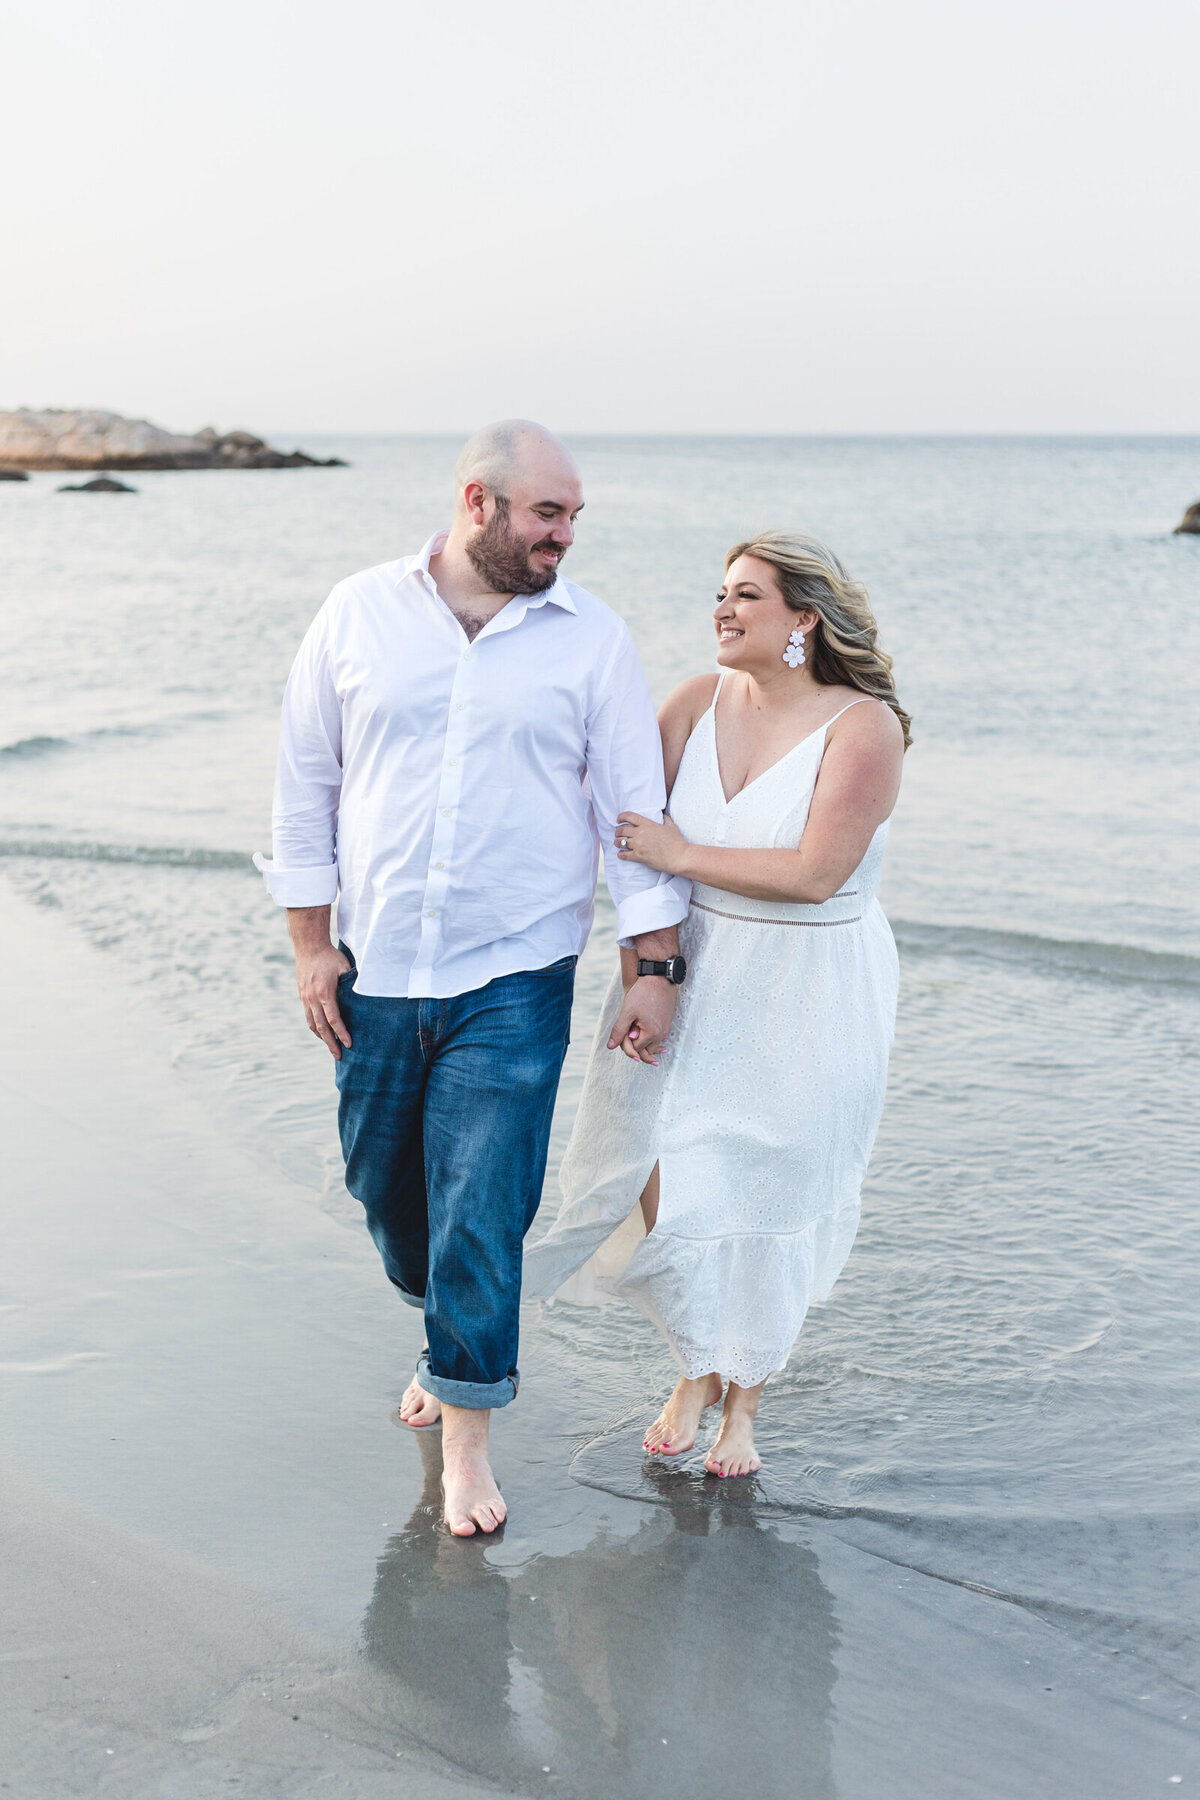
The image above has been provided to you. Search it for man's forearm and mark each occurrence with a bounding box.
[287,904,336,958]
[621,925,679,992]
[631,925,680,963]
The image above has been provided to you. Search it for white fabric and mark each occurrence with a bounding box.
[524,682,899,1388]
[254,532,689,998]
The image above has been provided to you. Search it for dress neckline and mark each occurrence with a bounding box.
[707,674,874,809]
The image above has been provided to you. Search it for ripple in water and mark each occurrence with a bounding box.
[545,942,1200,1695]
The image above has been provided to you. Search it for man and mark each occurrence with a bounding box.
[255,421,689,1536]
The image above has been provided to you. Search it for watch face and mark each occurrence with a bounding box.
[670,955,687,983]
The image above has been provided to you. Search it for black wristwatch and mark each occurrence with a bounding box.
[637,955,687,985]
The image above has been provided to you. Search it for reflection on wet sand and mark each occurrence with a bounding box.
[362,1430,838,1800]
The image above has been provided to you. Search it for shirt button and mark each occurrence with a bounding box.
[447,756,458,767]
[426,908,437,918]
[441,807,452,818]
[456,702,466,711]
[434,861,445,870]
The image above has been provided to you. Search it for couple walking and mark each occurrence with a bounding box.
[257,421,909,1536]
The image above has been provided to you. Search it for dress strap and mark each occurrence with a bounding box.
[822,697,879,730]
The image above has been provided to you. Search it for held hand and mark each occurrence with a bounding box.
[296,943,353,1059]
[615,811,688,876]
[607,976,678,1066]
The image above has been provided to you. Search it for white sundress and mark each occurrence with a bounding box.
[523,680,899,1389]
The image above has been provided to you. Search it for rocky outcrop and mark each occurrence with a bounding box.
[57,475,137,493]
[0,409,346,471]
[188,425,347,469]
[0,467,29,481]
[1174,501,1200,535]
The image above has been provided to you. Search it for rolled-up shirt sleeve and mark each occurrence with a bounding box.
[585,625,690,946]
[253,600,343,907]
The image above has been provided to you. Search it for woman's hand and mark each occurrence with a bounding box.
[615,812,689,876]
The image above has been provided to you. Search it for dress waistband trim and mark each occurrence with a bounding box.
[690,899,863,928]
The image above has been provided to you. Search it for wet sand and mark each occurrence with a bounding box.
[2,884,1196,1799]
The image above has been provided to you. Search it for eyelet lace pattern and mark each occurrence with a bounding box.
[524,685,898,1388]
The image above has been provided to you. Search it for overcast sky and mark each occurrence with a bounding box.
[2,0,1197,434]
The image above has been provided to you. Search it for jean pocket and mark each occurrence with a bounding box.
[528,955,578,977]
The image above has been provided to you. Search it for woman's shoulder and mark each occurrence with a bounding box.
[826,690,901,728]
[659,672,720,733]
[823,692,905,757]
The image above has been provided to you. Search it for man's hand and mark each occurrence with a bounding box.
[287,906,352,1060]
[607,976,677,1066]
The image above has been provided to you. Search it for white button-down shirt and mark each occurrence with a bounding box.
[255,532,689,997]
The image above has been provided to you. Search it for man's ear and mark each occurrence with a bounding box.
[462,480,489,527]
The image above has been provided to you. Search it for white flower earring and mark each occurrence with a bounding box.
[782,626,806,668]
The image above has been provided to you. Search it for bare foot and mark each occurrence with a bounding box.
[394,1374,441,1428]
[440,1403,506,1536]
[704,1404,763,1478]
[441,1450,507,1536]
[643,1372,723,1456]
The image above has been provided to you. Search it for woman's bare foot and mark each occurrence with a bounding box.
[440,1405,506,1536]
[643,1372,723,1456]
[705,1379,765,1477]
[395,1373,441,1427]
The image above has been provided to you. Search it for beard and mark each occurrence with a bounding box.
[465,500,562,595]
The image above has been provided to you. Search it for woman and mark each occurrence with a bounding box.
[523,531,910,1477]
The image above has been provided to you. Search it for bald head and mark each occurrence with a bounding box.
[453,418,579,504]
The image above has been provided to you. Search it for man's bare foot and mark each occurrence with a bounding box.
[441,1452,506,1536]
[705,1381,765,1477]
[395,1374,441,1428]
[643,1372,723,1456]
[440,1404,506,1536]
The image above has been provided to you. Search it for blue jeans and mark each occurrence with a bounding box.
[334,954,575,1409]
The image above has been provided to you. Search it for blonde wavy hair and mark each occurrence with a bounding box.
[726,530,912,749]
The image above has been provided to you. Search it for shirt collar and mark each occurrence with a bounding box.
[410,531,577,614]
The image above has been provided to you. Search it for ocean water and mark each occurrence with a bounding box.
[3,436,1199,1719]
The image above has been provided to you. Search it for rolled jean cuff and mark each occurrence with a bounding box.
[416,1352,519,1410]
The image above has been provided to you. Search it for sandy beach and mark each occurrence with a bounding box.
[6,0,1199,1782]
[3,880,1196,1798]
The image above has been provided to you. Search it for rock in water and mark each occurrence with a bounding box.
[1173,501,1200,535]
[57,475,137,493]
[0,467,29,481]
[0,409,346,471]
